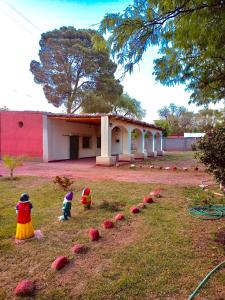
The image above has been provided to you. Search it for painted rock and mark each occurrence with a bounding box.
[15,280,34,296]
[115,213,125,221]
[164,167,170,170]
[138,203,146,209]
[51,256,69,271]
[89,228,100,241]
[159,166,163,170]
[183,167,188,171]
[130,207,140,214]
[143,196,154,204]
[72,244,88,254]
[172,166,177,171]
[102,220,114,229]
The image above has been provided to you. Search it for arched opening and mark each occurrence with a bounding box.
[111,125,128,156]
[131,128,143,153]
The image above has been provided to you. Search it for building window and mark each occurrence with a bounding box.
[97,137,101,148]
[18,121,24,128]
[82,136,91,149]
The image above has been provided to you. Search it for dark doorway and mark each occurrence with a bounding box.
[69,136,79,160]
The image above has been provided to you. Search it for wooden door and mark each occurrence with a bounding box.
[69,136,79,160]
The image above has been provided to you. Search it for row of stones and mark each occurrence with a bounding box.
[131,164,199,171]
[15,191,161,297]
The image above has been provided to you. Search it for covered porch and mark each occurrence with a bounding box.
[96,115,163,166]
[43,113,163,166]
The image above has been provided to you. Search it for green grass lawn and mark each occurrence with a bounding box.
[0,176,225,299]
[123,151,199,169]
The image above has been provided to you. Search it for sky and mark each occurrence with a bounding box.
[0,0,222,122]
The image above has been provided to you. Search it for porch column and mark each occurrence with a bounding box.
[157,133,164,156]
[147,131,155,157]
[141,130,145,153]
[152,133,157,157]
[101,116,111,157]
[126,128,132,155]
[160,134,163,151]
[96,116,116,166]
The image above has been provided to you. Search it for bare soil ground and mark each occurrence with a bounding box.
[0,152,213,186]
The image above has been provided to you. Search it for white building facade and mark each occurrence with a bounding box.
[43,113,163,166]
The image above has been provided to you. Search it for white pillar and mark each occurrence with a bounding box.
[152,133,155,152]
[100,116,111,157]
[123,128,131,154]
[96,116,115,166]
[141,131,145,153]
[156,132,163,156]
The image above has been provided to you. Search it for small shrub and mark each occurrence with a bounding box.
[2,155,24,179]
[195,124,225,188]
[53,176,73,191]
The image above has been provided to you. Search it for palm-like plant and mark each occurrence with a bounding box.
[2,155,24,179]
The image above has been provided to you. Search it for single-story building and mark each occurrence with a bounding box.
[0,111,163,166]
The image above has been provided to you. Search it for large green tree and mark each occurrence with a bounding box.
[82,93,146,120]
[99,0,225,106]
[30,26,122,113]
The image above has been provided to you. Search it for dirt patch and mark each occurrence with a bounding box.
[0,153,214,186]
[51,218,142,298]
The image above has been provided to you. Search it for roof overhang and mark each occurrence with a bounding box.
[47,113,162,131]
[47,114,101,125]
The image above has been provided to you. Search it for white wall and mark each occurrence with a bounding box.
[47,119,100,161]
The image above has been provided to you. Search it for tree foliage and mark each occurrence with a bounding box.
[0,106,9,111]
[100,0,225,106]
[2,155,24,179]
[155,103,224,134]
[154,119,171,137]
[30,26,122,113]
[195,124,225,186]
[82,93,146,120]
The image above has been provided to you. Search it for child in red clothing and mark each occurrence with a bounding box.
[81,187,92,210]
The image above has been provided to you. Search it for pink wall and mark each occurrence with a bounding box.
[0,111,43,158]
[0,113,1,156]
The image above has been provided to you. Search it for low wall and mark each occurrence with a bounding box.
[164,137,199,151]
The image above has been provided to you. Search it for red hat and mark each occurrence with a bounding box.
[82,187,90,196]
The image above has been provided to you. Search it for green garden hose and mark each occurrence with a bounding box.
[189,205,225,220]
[188,260,225,300]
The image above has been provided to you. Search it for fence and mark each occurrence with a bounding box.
[163,137,199,151]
